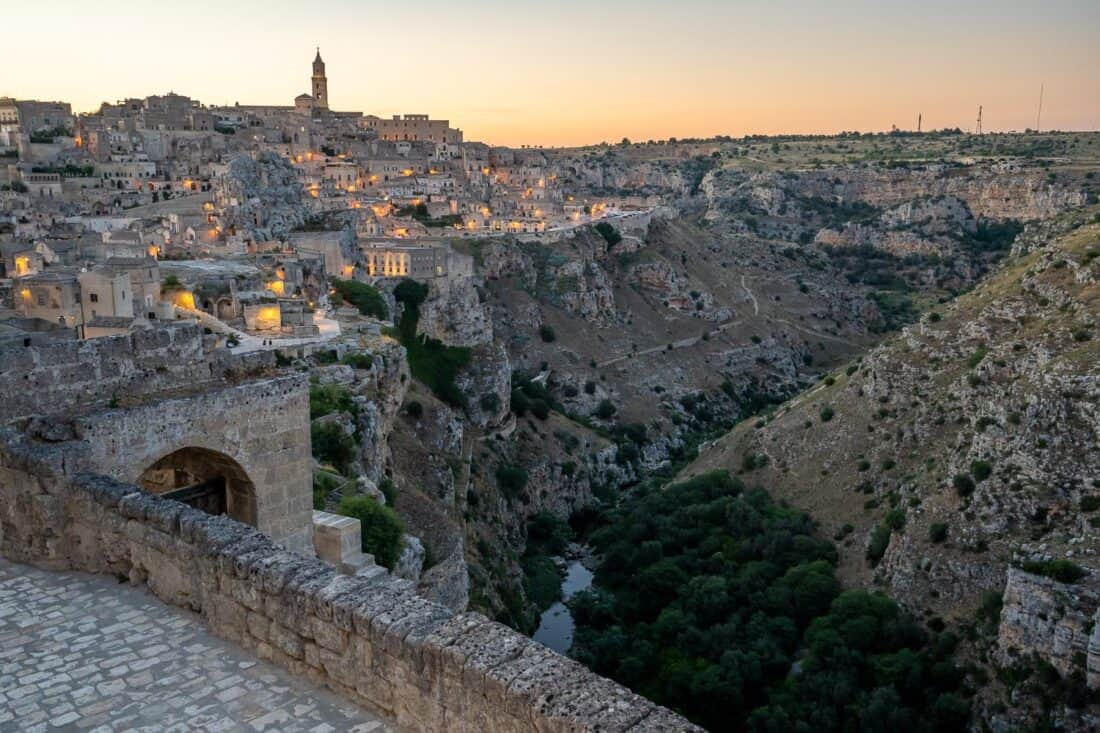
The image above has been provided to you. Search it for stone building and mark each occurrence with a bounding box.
[361,114,463,144]
[311,48,329,110]
[15,271,81,327]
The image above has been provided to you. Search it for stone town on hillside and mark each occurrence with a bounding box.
[0,50,697,732]
[0,49,653,346]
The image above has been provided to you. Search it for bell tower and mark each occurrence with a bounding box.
[311,47,328,110]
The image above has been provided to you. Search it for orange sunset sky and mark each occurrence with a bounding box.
[4,0,1098,147]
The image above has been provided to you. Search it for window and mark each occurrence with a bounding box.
[89,293,99,303]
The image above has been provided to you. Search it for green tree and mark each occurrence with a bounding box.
[336,495,404,569]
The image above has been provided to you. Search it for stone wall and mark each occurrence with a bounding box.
[69,375,314,555]
[0,431,700,732]
[0,322,273,424]
[996,567,1100,690]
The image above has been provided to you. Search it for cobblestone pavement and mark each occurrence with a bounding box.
[0,558,395,732]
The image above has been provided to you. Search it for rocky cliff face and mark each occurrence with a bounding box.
[996,568,1100,688]
[703,165,1086,225]
[217,152,311,241]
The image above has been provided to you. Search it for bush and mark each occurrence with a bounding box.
[584,380,597,395]
[496,465,529,498]
[820,405,835,422]
[527,511,573,555]
[741,452,769,471]
[342,352,373,369]
[594,399,617,420]
[405,400,423,418]
[883,508,906,530]
[379,478,398,505]
[867,524,892,566]
[523,555,563,611]
[310,383,358,420]
[929,522,949,543]
[953,474,975,497]
[479,392,501,413]
[970,460,992,482]
[331,279,388,319]
[1020,559,1087,584]
[336,496,404,569]
[594,221,622,248]
[311,422,357,473]
[312,471,341,510]
[538,324,556,343]
[1080,495,1100,512]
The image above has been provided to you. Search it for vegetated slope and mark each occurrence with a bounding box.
[684,210,1100,619]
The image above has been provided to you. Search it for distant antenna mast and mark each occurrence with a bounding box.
[917,113,922,133]
[976,105,983,135]
[1036,83,1044,131]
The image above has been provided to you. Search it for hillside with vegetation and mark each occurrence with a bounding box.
[681,208,1099,729]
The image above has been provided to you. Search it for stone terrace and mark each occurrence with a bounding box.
[0,558,394,732]
[0,431,701,732]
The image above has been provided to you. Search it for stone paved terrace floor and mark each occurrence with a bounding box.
[0,558,395,732]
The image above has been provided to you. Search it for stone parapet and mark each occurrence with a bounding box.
[0,322,276,424]
[0,430,701,732]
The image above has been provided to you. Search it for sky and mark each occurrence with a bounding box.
[4,0,1098,147]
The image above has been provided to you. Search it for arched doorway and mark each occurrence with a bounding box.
[138,447,257,527]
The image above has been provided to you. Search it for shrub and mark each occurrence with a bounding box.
[527,511,573,555]
[342,352,373,369]
[594,221,622,248]
[336,495,404,569]
[311,422,356,473]
[531,400,551,420]
[379,478,398,505]
[741,452,768,471]
[594,399,617,420]
[1020,559,1087,584]
[867,524,892,566]
[312,471,341,510]
[405,400,423,418]
[883,508,906,531]
[820,405,835,422]
[309,383,357,420]
[584,380,597,395]
[479,392,501,413]
[331,279,388,319]
[496,465,529,498]
[970,460,992,482]
[967,345,988,369]
[929,522,949,543]
[953,474,975,497]
[523,555,563,611]
[1080,495,1100,512]
[539,324,556,343]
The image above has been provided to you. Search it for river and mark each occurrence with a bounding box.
[532,560,593,653]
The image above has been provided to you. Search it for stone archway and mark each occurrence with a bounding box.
[138,447,257,527]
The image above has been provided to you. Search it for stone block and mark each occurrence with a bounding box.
[269,623,304,660]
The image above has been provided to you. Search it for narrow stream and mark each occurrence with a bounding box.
[532,560,593,653]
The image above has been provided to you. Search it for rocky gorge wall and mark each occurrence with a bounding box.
[996,568,1100,690]
[0,430,699,733]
